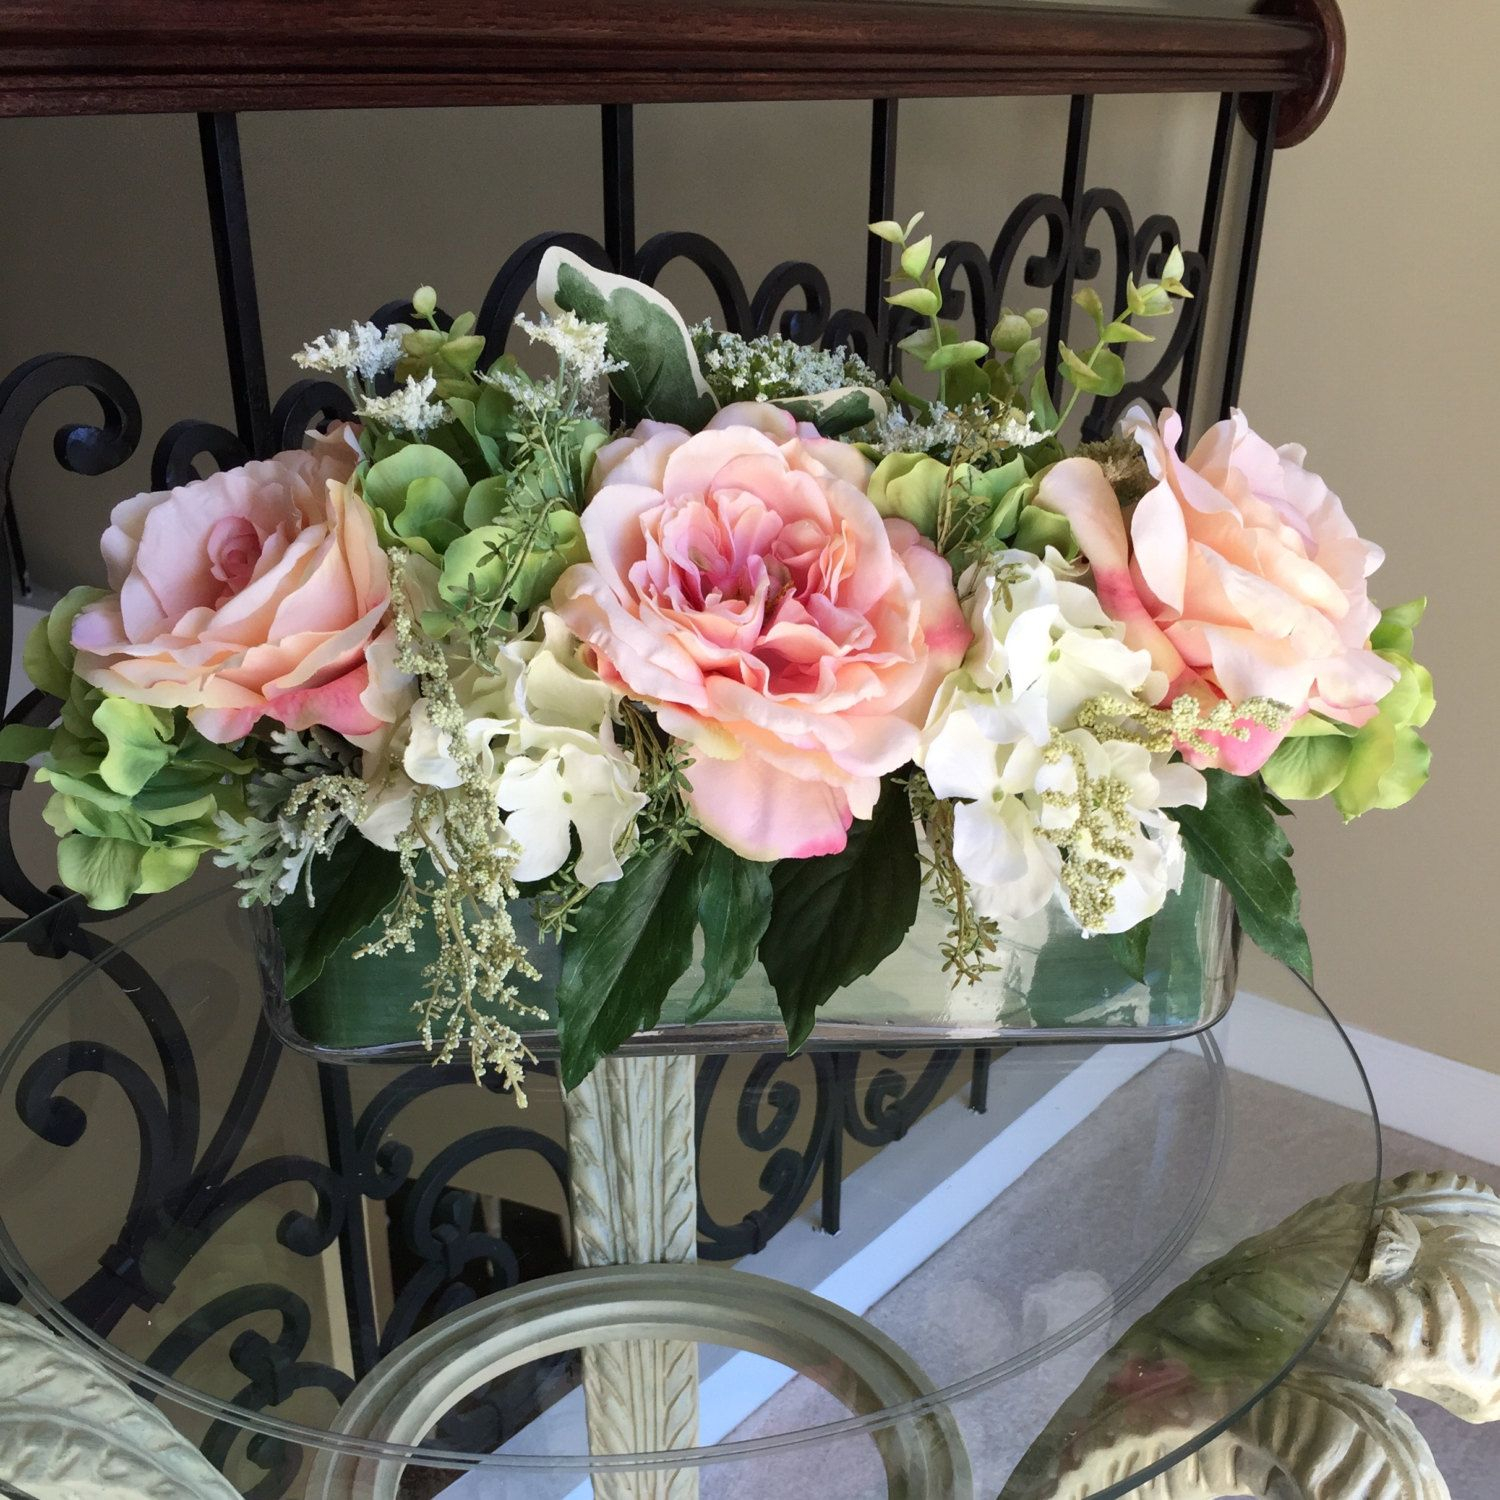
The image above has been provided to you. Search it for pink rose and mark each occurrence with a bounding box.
[72,425,397,744]
[553,403,969,860]
[1036,405,1398,774]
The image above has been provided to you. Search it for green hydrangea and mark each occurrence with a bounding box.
[1262,598,1434,821]
[0,588,256,909]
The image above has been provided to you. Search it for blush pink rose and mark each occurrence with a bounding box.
[72,425,397,744]
[1035,405,1398,774]
[553,403,970,860]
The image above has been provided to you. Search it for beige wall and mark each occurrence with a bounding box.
[1,3,1493,1066]
[1238,3,1500,1068]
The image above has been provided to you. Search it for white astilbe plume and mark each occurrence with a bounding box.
[295,320,408,382]
[355,371,450,437]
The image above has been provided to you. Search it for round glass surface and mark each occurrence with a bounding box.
[0,878,1380,1499]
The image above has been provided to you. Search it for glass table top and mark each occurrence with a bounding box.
[0,877,1380,1499]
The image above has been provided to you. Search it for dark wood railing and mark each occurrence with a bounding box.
[0,1,1341,141]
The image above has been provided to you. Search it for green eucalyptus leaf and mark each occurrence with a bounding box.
[759,780,920,1052]
[1172,770,1312,982]
[1029,371,1060,433]
[869,220,905,244]
[538,249,717,429]
[899,234,933,279]
[991,312,1033,354]
[1102,320,1155,345]
[886,287,941,317]
[1073,286,1106,331]
[924,340,989,372]
[687,842,775,1023]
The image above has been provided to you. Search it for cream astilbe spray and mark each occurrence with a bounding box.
[357,555,543,1094]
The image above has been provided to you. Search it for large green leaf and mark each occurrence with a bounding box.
[1172,770,1313,982]
[272,835,406,999]
[538,249,717,429]
[556,839,701,1089]
[1107,916,1154,985]
[771,386,887,436]
[759,780,920,1051]
[686,842,775,1022]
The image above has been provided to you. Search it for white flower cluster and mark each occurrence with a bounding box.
[693,326,882,401]
[295,321,408,382]
[919,550,1206,935]
[514,309,624,386]
[872,402,1047,458]
[359,596,645,888]
[355,371,450,438]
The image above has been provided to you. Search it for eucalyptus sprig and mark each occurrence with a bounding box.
[1052,246,1192,429]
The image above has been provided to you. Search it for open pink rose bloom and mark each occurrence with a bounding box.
[1037,404,1398,773]
[553,403,970,859]
[71,425,396,744]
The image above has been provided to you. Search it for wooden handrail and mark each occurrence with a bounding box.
[0,1,1341,135]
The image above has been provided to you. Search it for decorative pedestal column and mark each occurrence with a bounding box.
[563,1053,701,1499]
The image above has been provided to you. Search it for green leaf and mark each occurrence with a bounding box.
[1014,503,1078,560]
[1369,597,1427,655]
[539,249,717,429]
[1262,733,1352,802]
[924,339,989,372]
[55,834,145,910]
[1073,286,1106,331]
[990,312,1033,355]
[899,234,933,279]
[91,697,174,797]
[272,835,406,999]
[22,586,106,699]
[1333,721,1432,821]
[869,219,905,244]
[1172,770,1312,982]
[770,385,887,436]
[1107,917,1154,984]
[886,287,941,317]
[0,723,54,764]
[868,452,947,538]
[1102,319,1155,345]
[759,780,920,1052]
[687,843,775,1023]
[557,839,701,1088]
[363,444,469,526]
[1029,371,1060,433]
[1058,344,1126,397]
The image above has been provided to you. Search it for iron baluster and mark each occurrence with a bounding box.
[197,112,272,459]
[1221,92,1281,419]
[601,102,637,277]
[1046,94,1095,405]
[317,1062,381,1380]
[1175,91,1240,445]
[970,1048,993,1114]
[864,97,899,372]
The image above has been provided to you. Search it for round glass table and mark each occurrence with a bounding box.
[0,879,1381,1499]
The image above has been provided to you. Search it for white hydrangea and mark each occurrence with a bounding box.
[355,371,450,438]
[919,549,1205,935]
[295,320,408,382]
[358,609,645,888]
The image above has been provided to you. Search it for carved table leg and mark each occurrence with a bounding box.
[563,1053,700,1499]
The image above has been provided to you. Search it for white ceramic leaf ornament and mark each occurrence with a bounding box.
[0,1304,242,1499]
[1001,1170,1500,1500]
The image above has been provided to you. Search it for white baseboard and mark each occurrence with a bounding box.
[1193,992,1500,1167]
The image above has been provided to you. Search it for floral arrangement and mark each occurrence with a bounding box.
[0,215,1433,1092]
